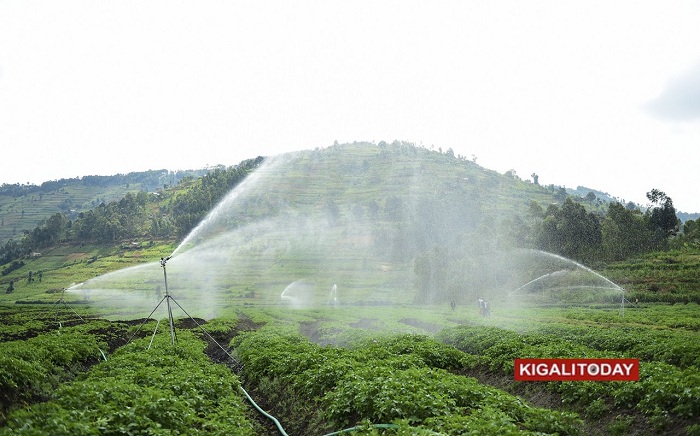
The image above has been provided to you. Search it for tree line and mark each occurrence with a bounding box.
[527,188,684,263]
[412,189,699,304]
[0,157,264,265]
[0,168,213,199]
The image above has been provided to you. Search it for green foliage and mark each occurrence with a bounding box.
[1,142,699,434]
[0,327,107,419]
[607,415,634,436]
[234,327,583,435]
[2,302,700,434]
[1,260,24,276]
[0,169,210,247]
[438,323,700,425]
[2,330,258,435]
[197,316,239,342]
[0,162,257,264]
[602,202,652,261]
[537,322,700,368]
[584,398,608,419]
[2,144,697,309]
[326,366,460,426]
[537,198,602,263]
[677,217,700,248]
[367,334,471,370]
[168,157,264,238]
[646,189,680,239]
[603,251,700,304]
[71,192,150,242]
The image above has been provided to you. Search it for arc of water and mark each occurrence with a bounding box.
[511,249,624,296]
[509,269,570,296]
[531,250,623,291]
[171,156,279,257]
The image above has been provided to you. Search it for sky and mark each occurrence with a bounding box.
[1,1,700,212]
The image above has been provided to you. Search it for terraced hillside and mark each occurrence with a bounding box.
[0,169,209,245]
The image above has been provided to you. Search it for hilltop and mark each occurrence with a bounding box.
[1,141,697,310]
[5,141,695,251]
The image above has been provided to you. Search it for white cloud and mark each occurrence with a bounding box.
[647,61,700,121]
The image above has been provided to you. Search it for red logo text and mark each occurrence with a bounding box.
[514,358,639,381]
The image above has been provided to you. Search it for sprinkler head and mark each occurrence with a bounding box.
[160,256,172,267]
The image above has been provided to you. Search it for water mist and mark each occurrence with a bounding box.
[66,144,624,323]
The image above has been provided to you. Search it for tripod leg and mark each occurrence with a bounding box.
[148,319,162,350]
[125,296,168,345]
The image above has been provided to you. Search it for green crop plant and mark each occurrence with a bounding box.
[437,322,700,428]
[234,327,583,435]
[2,330,259,435]
[0,327,107,421]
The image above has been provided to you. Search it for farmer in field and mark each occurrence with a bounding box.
[478,298,491,317]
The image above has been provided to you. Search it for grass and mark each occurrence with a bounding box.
[0,241,176,305]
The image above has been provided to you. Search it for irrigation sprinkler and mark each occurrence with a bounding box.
[125,255,242,370]
[619,289,633,317]
[160,256,177,346]
[126,256,177,347]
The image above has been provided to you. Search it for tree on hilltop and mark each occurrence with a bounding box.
[646,189,679,236]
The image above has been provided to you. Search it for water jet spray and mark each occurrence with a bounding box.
[508,250,625,310]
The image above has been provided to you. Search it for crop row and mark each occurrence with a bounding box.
[2,329,259,435]
[0,306,92,342]
[436,325,700,433]
[534,323,700,368]
[444,318,700,369]
[232,326,583,435]
[559,303,700,331]
[0,321,116,422]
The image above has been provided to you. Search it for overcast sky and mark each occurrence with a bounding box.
[1,1,700,212]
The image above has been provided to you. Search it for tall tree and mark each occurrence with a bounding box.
[677,219,700,248]
[647,189,680,238]
[537,198,602,262]
[601,202,652,261]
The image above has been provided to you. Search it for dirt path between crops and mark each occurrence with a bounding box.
[206,317,691,436]
[200,313,285,435]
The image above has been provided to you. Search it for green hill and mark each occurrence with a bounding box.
[0,141,698,310]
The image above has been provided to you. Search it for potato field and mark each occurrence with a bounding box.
[1,301,699,435]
